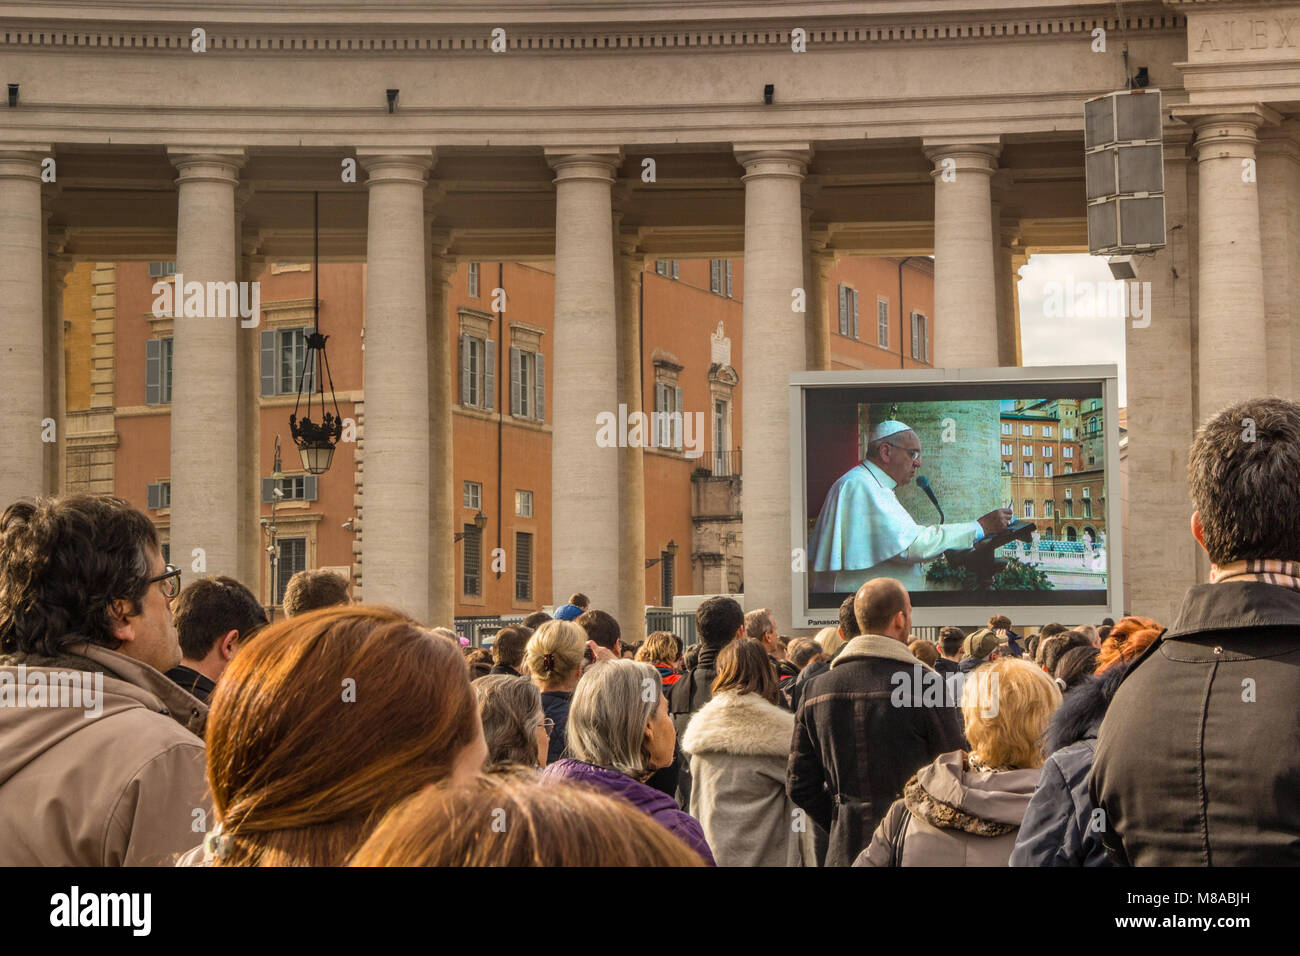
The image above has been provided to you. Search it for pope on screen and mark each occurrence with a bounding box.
[808,419,1012,593]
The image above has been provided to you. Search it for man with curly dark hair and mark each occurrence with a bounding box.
[0,494,210,865]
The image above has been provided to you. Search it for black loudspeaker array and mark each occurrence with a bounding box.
[1084,89,1166,255]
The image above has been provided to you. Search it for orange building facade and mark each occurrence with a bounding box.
[64,255,933,620]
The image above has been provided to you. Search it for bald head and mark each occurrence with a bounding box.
[853,578,911,642]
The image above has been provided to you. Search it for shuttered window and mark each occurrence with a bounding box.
[468,262,480,298]
[459,333,495,411]
[275,537,307,605]
[509,347,545,422]
[260,475,318,502]
[463,525,482,597]
[661,552,675,606]
[515,532,533,602]
[146,481,171,510]
[910,312,930,362]
[260,328,315,397]
[877,299,889,347]
[145,338,174,405]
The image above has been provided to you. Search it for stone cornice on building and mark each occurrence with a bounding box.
[0,5,1184,54]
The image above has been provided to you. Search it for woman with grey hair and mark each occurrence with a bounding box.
[542,659,715,865]
[472,675,551,769]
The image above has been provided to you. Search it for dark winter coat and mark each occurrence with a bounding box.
[487,663,521,677]
[540,690,571,766]
[787,658,829,713]
[932,657,960,677]
[1009,667,1125,867]
[165,664,215,705]
[1092,580,1300,865]
[787,634,967,867]
[542,758,715,865]
[668,643,722,807]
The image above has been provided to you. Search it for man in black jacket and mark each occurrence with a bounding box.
[1092,397,1300,865]
[166,576,267,704]
[788,578,965,867]
[669,596,744,806]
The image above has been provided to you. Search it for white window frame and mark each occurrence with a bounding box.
[1064,446,1074,459]
[1001,422,1012,436]
[1023,461,1034,478]
[463,480,482,510]
[1044,462,1054,478]
[515,489,534,518]
[1021,424,1033,437]
[1021,444,1033,457]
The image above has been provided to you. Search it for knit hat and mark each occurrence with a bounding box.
[964,627,999,660]
[554,604,584,622]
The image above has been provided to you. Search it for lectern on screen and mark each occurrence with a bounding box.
[789,366,1122,630]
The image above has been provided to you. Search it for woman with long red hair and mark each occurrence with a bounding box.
[180,604,487,866]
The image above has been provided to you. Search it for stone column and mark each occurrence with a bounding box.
[236,202,263,592]
[924,140,1001,368]
[1257,131,1300,397]
[426,222,456,626]
[168,148,245,578]
[545,147,622,612]
[1190,111,1271,420]
[45,242,73,496]
[735,144,811,632]
[802,182,831,370]
[994,224,1022,368]
[1123,132,1201,623]
[0,148,48,506]
[358,149,434,621]
[616,235,647,642]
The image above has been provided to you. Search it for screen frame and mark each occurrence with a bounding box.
[789,364,1123,630]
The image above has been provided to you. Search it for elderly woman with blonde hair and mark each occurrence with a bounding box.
[855,657,1062,867]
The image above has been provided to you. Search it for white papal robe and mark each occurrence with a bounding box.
[808,459,983,592]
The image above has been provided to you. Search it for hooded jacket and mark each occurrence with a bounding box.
[681,690,799,867]
[542,757,715,865]
[0,640,210,866]
[854,750,1039,867]
[787,634,966,868]
[1092,581,1300,865]
[1009,668,1123,867]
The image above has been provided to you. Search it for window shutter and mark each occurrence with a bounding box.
[145,339,162,405]
[533,351,545,421]
[837,285,848,334]
[725,260,733,297]
[710,260,720,293]
[484,338,495,411]
[304,475,318,502]
[851,290,860,339]
[260,330,276,396]
[673,385,684,449]
[510,347,522,417]
[261,477,275,503]
[654,383,665,446]
[147,482,160,510]
[459,333,471,406]
[671,260,679,279]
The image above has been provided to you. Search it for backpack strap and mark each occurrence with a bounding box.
[888,804,912,868]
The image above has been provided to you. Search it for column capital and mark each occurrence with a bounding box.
[0,145,50,182]
[168,147,246,186]
[357,148,434,184]
[734,143,812,179]
[545,147,623,183]
[923,139,1001,175]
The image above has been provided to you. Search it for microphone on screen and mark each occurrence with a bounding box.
[916,475,945,525]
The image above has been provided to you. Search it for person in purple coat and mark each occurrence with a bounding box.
[542,659,715,865]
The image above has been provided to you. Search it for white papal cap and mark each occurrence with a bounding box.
[869,420,913,442]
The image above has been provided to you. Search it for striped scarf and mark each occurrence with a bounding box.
[1211,559,1300,592]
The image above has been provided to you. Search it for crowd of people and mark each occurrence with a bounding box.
[0,396,1297,867]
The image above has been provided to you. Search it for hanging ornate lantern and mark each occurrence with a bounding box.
[289,191,343,475]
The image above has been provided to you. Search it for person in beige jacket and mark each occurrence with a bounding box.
[682,638,799,867]
[855,657,1061,867]
[0,494,211,866]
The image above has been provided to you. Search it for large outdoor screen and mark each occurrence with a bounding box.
[790,366,1122,629]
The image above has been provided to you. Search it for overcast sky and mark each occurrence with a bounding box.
[1017,253,1127,405]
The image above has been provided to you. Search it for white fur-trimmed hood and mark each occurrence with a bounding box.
[681,690,794,758]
